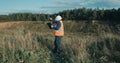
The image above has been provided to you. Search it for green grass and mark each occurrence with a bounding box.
[0,21,119,63]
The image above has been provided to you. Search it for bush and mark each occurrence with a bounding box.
[87,37,120,63]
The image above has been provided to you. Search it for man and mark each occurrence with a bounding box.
[51,15,64,53]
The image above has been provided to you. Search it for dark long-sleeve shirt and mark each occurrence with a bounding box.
[52,19,61,30]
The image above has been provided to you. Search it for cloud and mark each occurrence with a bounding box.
[88,0,120,8]
[38,0,120,14]
[53,0,120,9]
[0,8,51,14]
[106,0,120,5]
[108,0,120,5]
[54,0,95,7]
[0,0,120,15]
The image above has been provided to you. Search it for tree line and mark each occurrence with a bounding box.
[0,13,51,21]
[0,8,120,22]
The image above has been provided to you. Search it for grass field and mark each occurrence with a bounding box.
[0,21,120,63]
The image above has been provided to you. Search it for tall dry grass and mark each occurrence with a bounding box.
[0,21,119,63]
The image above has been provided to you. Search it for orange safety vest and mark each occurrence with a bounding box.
[54,20,64,36]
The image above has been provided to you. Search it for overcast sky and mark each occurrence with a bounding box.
[0,0,120,14]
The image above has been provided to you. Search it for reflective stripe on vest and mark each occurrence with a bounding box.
[54,21,64,36]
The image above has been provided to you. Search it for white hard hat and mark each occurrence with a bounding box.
[55,15,62,21]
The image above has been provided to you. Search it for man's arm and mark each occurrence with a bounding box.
[52,19,57,24]
[53,21,61,30]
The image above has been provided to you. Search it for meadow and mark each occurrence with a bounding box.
[0,21,119,63]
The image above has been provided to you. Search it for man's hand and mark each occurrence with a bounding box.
[49,18,53,21]
[51,25,54,28]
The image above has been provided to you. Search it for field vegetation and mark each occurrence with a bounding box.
[0,21,119,63]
